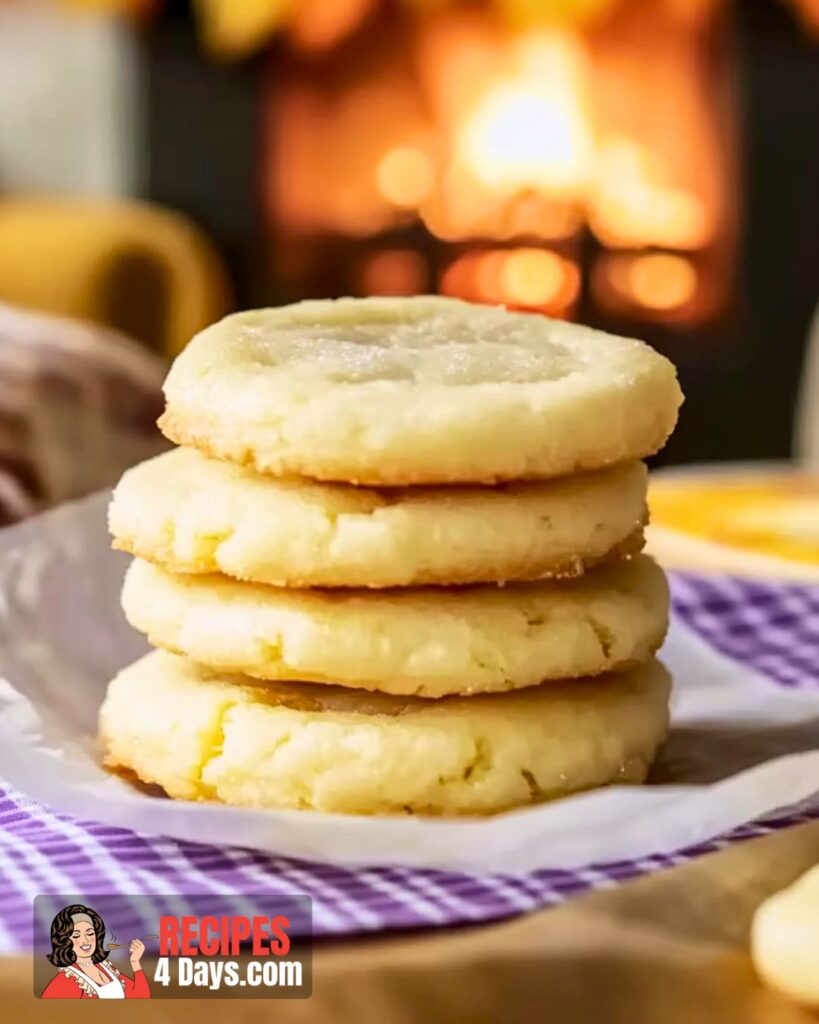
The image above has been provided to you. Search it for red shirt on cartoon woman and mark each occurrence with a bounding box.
[40,903,151,999]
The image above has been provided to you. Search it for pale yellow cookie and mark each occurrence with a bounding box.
[100,650,671,816]
[110,447,647,588]
[121,554,669,698]
[752,862,819,1007]
[160,296,682,485]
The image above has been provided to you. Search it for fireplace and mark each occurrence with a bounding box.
[263,0,736,329]
[143,0,819,466]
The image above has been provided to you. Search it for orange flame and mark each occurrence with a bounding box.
[442,247,579,315]
[267,2,733,320]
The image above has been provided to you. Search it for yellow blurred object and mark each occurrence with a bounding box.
[63,0,160,16]
[193,0,616,56]
[498,0,615,28]
[56,0,819,58]
[193,0,293,58]
[647,469,819,581]
[0,199,231,357]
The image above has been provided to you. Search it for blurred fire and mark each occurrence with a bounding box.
[376,146,436,209]
[358,249,429,295]
[70,0,818,56]
[266,0,735,321]
[590,140,711,250]
[626,254,698,310]
[591,250,729,326]
[442,247,580,315]
[455,34,592,196]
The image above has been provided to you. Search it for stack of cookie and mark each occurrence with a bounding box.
[101,297,683,817]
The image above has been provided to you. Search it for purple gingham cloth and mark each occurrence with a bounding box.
[1,572,817,952]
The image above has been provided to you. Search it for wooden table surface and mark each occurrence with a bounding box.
[4,818,818,1022]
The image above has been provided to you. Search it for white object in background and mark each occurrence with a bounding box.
[0,3,140,196]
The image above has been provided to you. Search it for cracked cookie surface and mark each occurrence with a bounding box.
[99,651,671,815]
[121,554,669,697]
[110,447,648,588]
[159,296,682,485]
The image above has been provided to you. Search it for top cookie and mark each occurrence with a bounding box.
[160,297,682,486]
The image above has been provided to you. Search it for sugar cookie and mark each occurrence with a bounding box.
[100,651,671,816]
[160,296,682,485]
[121,554,669,697]
[110,447,647,588]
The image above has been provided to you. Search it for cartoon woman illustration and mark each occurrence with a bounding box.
[40,903,151,999]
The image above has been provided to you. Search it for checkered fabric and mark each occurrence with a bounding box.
[671,572,819,688]
[0,572,817,952]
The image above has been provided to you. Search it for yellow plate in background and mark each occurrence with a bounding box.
[647,466,819,582]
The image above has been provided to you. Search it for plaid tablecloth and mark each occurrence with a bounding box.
[0,572,816,953]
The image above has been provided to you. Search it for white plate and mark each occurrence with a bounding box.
[0,493,816,874]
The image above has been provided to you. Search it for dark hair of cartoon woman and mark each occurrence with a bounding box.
[47,904,110,967]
